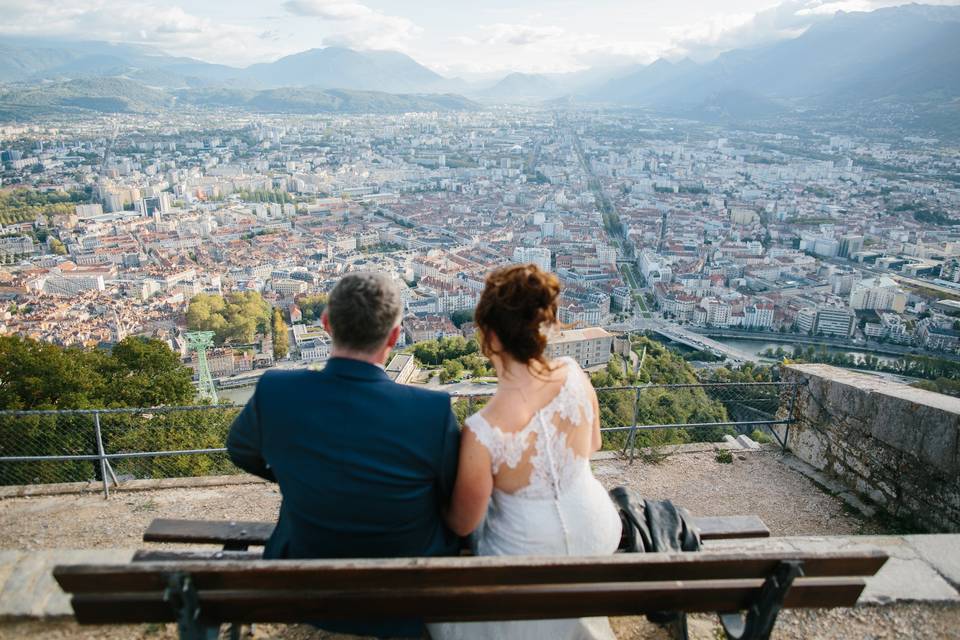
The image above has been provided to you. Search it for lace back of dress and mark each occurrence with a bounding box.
[466,358,595,500]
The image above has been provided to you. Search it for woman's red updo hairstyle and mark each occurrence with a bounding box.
[474,263,561,370]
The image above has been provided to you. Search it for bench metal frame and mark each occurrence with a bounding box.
[134,515,774,639]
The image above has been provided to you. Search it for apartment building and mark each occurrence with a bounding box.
[546,327,613,369]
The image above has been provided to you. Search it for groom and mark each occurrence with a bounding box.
[227,271,462,637]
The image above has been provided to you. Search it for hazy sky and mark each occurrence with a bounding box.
[1,0,958,76]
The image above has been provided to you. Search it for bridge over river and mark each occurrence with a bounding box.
[606,319,758,364]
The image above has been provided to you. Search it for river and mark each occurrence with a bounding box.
[711,337,901,366]
[218,385,256,405]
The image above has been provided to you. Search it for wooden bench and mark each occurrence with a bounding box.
[139,515,771,555]
[54,549,887,640]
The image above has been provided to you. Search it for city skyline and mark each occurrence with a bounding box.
[1,0,960,385]
[2,0,959,75]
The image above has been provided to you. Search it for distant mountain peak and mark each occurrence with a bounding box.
[479,72,563,102]
[590,3,960,111]
[0,38,451,93]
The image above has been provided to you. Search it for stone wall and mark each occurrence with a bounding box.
[778,364,960,532]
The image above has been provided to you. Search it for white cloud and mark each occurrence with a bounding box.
[283,0,373,21]
[479,23,565,46]
[448,0,960,74]
[1,0,956,76]
[798,0,874,15]
[661,0,827,60]
[0,1,280,66]
[795,0,918,16]
[452,22,665,74]
[282,0,421,52]
[568,40,665,69]
[659,0,960,61]
[449,35,479,47]
[0,0,425,63]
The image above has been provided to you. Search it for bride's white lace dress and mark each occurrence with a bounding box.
[429,357,622,640]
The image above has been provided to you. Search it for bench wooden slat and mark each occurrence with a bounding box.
[695,515,769,540]
[143,519,275,546]
[54,550,887,594]
[142,515,769,547]
[65,578,867,625]
[132,550,262,562]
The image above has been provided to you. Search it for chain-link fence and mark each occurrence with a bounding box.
[0,405,240,494]
[0,382,800,496]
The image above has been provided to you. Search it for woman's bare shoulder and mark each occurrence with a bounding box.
[482,360,571,430]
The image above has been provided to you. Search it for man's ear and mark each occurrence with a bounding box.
[321,309,332,335]
[385,324,401,350]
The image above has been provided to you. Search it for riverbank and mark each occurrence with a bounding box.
[701,329,960,362]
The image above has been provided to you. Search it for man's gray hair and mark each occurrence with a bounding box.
[327,272,403,353]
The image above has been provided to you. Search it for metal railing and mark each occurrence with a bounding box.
[0,382,801,496]
[452,381,801,463]
[0,405,240,497]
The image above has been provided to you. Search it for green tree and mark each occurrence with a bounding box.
[298,294,328,322]
[591,337,731,450]
[0,336,203,485]
[49,238,67,255]
[913,377,960,398]
[99,407,240,480]
[461,353,493,377]
[103,337,195,407]
[0,336,194,411]
[606,357,624,380]
[0,188,90,225]
[272,308,289,360]
[411,337,482,369]
[450,309,475,328]
[0,336,104,410]
[187,292,271,344]
[439,359,465,383]
[413,341,441,366]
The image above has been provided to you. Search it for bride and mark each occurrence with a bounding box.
[429,264,623,640]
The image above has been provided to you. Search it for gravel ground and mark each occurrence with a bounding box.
[0,449,947,638]
[0,449,882,550]
[591,449,888,537]
[0,482,281,551]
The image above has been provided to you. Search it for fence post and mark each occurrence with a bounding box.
[105,457,120,489]
[93,411,109,499]
[467,396,474,424]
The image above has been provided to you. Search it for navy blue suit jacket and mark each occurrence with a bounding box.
[226,357,461,637]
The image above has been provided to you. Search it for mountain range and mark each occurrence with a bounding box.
[590,4,960,109]
[0,38,458,94]
[0,78,477,120]
[0,4,958,119]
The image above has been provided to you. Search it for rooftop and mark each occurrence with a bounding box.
[549,327,613,343]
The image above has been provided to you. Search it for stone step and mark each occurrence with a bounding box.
[706,534,960,604]
[0,549,134,620]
